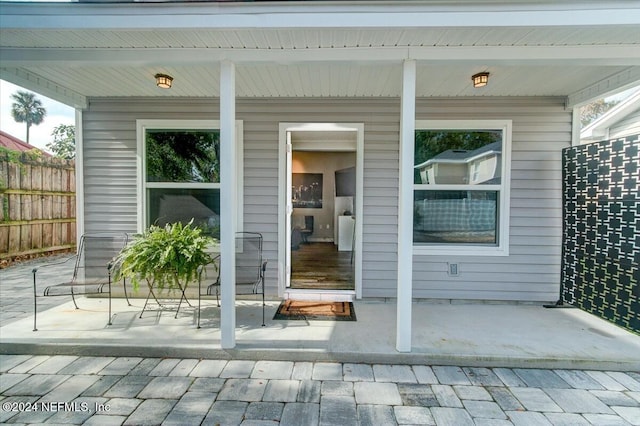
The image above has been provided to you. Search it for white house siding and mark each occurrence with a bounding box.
[82,96,568,301]
[82,97,401,297]
[609,108,640,139]
[412,97,571,302]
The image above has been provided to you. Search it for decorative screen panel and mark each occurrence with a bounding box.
[562,134,639,334]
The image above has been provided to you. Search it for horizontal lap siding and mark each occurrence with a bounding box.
[413,97,570,302]
[83,97,400,297]
[238,99,401,296]
[83,97,567,301]
[82,99,220,237]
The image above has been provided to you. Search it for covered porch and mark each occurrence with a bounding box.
[1,0,639,353]
[1,295,639,372]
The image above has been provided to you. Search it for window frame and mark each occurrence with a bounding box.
[413,119,511,256]
[136,119,243,234]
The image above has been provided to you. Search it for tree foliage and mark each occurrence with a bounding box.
[46,124,76,159]
[580,99,620,127]
[10,91,46,144]
[146,130,219,183]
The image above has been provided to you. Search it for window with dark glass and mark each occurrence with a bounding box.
[145,129,220,238]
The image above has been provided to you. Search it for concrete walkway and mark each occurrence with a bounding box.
[1,257,640,425]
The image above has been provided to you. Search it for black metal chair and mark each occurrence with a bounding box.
[32,232,130,331]
[300,216,314,243]
[198,232,267,328]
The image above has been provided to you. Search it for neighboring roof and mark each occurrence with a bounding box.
[415,141,502,169]
[0,130,51,156]
[580,89,640,142]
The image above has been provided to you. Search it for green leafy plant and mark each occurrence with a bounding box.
[113,221,216,292]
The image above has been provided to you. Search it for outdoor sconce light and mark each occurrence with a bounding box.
[472,72,490,88]
[155,73,173,89]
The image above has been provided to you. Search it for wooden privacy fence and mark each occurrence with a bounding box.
[0,151,76,263]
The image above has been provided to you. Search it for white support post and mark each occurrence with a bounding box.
[220,61,237,349]
[397,59,416,353]
[74,109,84,243]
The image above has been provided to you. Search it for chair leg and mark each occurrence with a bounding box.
[108,275,112,326]
[197,294,201,329]
[261,288,265,327]
[71,290,79,309]
[33,272,38,332]
[123,278,131,306]
[140,283,155,319]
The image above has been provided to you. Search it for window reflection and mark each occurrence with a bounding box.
[413,190,497,244]
[414,131,502,185]
[147,188,220,238]
[146,130,220,183]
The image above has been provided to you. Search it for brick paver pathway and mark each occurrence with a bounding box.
[1,356,639,425]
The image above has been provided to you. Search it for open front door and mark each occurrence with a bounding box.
[279,122,364,299]
[284,131,293,288]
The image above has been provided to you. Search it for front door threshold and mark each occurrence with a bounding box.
[284,289,355,302]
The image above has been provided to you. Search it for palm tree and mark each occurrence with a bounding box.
[10,90,46,144]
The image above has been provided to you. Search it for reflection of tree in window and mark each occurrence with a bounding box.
[146,131,220,183]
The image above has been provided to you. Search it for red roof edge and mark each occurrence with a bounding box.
[0,130,52,157]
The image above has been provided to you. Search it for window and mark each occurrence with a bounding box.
[137,120,243,238]
[413,120,511,256]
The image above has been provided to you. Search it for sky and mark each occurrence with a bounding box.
[0,79,76,153]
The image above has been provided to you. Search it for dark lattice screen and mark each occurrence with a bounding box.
[561,134,639,334]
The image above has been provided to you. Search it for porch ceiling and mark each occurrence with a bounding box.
[1,3,640,108]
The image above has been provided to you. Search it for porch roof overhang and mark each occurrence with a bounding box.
[1,1,640,109]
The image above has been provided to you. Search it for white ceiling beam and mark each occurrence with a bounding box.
[566,67,640,108]
[2,45,639,67]
[1,2,639,30]
[0,67,87,109]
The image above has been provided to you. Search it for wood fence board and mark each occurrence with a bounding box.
[20,225,31,251]
[0,226,8,254]
[42,166,51,192]
[32,165,42,191]
[7,163,19,190]
[20,164,31,190]
[68,169,76,192]
[1,157,76,259]
[8,194,20,221]
[8,225,20,253]
[32,223,43,249]
[42,222,53,247]
[0,160,7,190]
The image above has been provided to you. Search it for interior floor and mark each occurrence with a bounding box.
[291,242,354,290]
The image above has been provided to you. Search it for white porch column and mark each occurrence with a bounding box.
[397,59,416,352]
[220,61,237,349]
[74,109,84,243]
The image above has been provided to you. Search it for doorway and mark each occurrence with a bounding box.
[290,150,355,290]
[278,123,364,299]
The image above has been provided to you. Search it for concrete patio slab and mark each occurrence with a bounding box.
[0,296,638,371]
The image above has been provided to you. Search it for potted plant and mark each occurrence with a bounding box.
[113,220,215,295]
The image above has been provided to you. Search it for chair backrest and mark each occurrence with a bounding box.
[235,232,263,287]
[304,215,314,231]
[75,233,129,281]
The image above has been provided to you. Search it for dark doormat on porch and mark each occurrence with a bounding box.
[273,300,357,321]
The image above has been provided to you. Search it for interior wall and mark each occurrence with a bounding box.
[292,151,356,241]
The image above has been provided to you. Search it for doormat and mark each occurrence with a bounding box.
[273,300,356,321]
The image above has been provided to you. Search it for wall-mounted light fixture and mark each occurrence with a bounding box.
[472,72,490,88]
[155,73,173,89]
